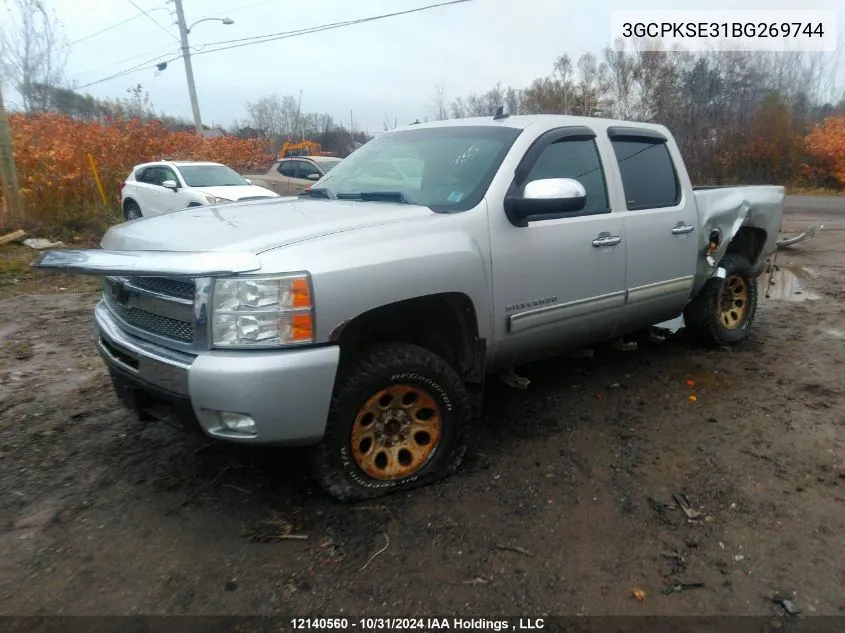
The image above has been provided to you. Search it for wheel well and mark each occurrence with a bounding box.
[332,293,485,385]
[123,197,138,210]
[725,227,767,266]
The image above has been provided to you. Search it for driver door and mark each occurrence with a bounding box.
[488,127,628,367]
[289,160,322,194]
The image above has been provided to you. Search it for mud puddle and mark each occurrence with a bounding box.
[761,266,820,301]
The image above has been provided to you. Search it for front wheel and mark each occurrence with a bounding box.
[309,343,471,502]
[683,253,758,347]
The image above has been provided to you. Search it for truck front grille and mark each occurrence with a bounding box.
[130,277,195,300]
[103,277,195,345]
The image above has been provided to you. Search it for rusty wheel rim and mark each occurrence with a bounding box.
[719,275,749,330]
[350,384,443,481]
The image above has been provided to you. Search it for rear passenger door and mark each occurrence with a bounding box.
[274,160,297,195]
[132,167,162,215]
[607,128,699,331]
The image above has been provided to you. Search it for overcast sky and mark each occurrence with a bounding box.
[18,0,845,131]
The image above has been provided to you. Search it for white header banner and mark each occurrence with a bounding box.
[610,10,837,52]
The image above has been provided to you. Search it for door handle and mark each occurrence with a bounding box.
[671,223,695,235]
[592,233,622,248]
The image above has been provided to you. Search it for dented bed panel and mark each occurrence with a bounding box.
[691,185,785,294]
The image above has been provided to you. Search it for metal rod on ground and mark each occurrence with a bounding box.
[174,0,204,134]
[0,84,24,229]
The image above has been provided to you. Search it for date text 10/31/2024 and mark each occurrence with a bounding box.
[290,618,546,631]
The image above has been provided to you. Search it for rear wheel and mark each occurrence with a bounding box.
[684,253,758,347]
[123,200,142,220]
[309,342,471,502]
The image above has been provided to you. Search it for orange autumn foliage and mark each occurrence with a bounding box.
[2,113,272,232]
[804,116,845,187]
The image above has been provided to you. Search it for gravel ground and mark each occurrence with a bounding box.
[0,198,843,618]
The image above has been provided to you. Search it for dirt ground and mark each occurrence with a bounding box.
[0,197,843,618]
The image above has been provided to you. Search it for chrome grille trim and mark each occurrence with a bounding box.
[103,291,193,343]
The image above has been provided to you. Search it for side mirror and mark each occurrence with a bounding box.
[161,179,179,190]
[307,173,321,181]
[505,178,587,227]
[244,178,252,184]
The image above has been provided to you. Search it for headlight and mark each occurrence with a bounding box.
[211,274,314,348]
[204,195,232,205]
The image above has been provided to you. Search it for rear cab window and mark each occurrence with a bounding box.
[607,128,680,210]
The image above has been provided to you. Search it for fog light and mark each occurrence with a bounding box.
[217,412,257,435]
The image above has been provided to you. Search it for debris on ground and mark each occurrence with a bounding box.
[495,544,533,557]
[0,229,26,246]
[773,594,802,616]
[359,533,390,571]
[662,581,705,594]
[463,576,489,585]
[614,339,639,352]
[498,369,530,389]
[22,238,65,249]
[673,493,703,520]
[632,588,646,602]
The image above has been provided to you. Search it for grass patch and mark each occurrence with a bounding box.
[0,244,99,298]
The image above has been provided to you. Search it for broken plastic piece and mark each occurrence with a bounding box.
[498,369,530,390]
[673,493,702,520]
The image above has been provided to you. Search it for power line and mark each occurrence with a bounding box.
[193,0,276,22]
[196,0,471,49]
[125,0,181,44]
[77,0,473,89]
[75,49,180,89]
[69,44,178,80]
[68,2,169,47]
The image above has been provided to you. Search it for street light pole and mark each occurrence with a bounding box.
[173,0,203,134]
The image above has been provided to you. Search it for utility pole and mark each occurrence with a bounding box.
[173,0,203,134]
[0,84,23,228]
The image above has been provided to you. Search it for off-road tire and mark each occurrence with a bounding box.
[123,200,142,220]
[683,253,758,347]
[309,342,471,502]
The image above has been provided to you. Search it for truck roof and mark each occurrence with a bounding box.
[397,114,670,135]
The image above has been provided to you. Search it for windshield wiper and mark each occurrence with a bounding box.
[335,191,410,204]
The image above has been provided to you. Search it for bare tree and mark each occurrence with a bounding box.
[0,0,67,112]
[383,113,398,131]
[429,84,449,120]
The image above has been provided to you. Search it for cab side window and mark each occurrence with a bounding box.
[610,138,680,210]
[523,138,609,213]
[277,161,295,177]
[295,161,321,180]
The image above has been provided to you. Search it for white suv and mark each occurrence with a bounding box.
[120,160,279,220]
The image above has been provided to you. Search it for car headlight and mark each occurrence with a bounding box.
[204,195,232,205]
[211,274,314,348]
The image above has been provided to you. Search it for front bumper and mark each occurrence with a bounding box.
[94,301,340,445]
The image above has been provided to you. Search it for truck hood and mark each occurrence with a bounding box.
[192,184,278,200]
[101,197,435,254]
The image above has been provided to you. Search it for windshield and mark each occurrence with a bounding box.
[312,125,522,212]
[317,159,342,173]
[177,165,249,187]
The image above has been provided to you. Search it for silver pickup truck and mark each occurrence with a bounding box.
[37,111,784,502]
